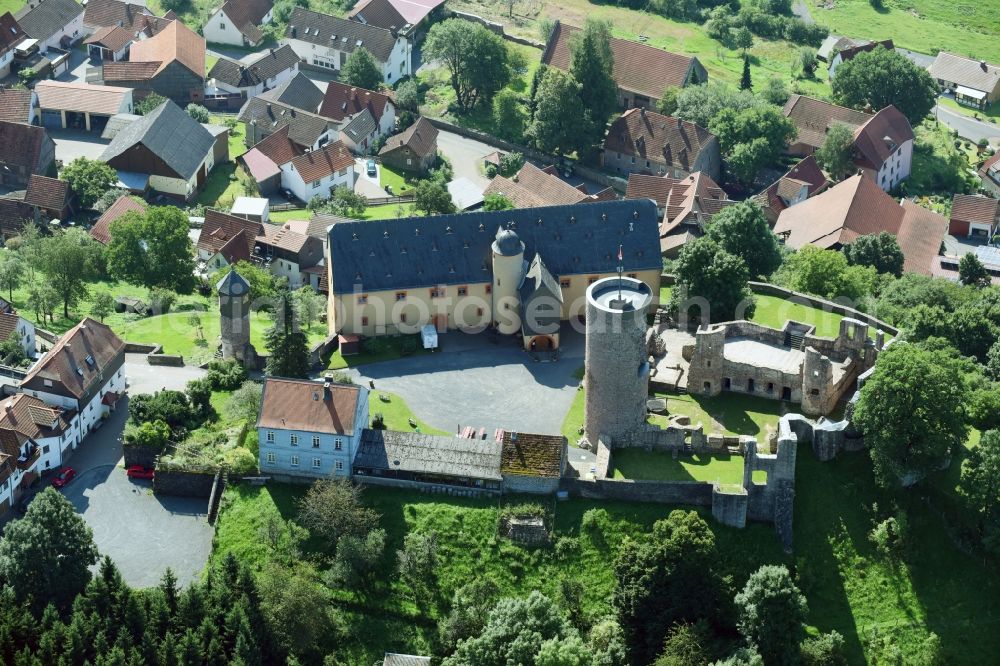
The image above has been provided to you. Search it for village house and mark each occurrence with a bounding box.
[239,124,355,203]
[980,153,1000,198]
[774,173,947,276]
[934,246,1000,285]
[484,162,612,209]
[753,156,829,225]
[35,80,133,133]
[949,193,999,239]
[928,52,1000,109]
[207,45,300,98]
[0,121,55,190]
[203,0,273,47]
[782,95,913,191]
[284,7,411,83]
[15,0,83,53]
[828,39,893,78]
[88,194,146,245]
[378,116,438,174]
[0,199,36,239]
[326,199,662,349]
[0,393,72,475]
[604,108,720,181]
[319,80,396,153]
[256,376,370,481]
[83,24,134,61]
[0,88,36,126]
[0,311,36,361]
[197,208,324,288]
[0,425,42,515]
[81,0,151,33]
[23,174,72,222]
[99,100,217,201]
[19,317,126,445]
[348,0,444,42]
[624,170,735,256]
[237,74,335,148]
[0,12,28,78]
[542,21,706,110]
[101,18,205,105]
[353,429,503,490]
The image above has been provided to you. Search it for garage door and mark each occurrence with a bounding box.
[41,110,62,129]
[89,114,110,134]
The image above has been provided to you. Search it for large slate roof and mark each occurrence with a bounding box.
[260,72,325,113]
[286,6,397,62]
[355,429,503,481]
[16,0,83,42]
[100,100,214,181]
[328,199,661,295]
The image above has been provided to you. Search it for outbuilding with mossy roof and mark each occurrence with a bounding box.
[500,430,567,494]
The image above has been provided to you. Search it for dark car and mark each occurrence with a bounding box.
[51,467,76,488]
[366,159,377,177]
[126,465,155,480]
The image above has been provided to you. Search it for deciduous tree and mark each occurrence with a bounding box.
[61,158,117,209]
[842,232,905,277]
[0,252,24,300]
[735,565,807,666]
[483,192,514,211]
[959,429,1000,554]
[704,201,782,278]
[569,19,617,139]
[423,20,511,113]
[106,206,196,293]
[815,122,855,181]
[959,252,990,288]
[414,179,456,215]
[37,228,102,317]
[341,47,382,91]
[90,290,115,323]
[491,88,526,142]
[831,46,937,125]
[673,84,763,132]
[672,237,755,323]
[297,478,380,551]
[528,67,589,156]
[854,342,968,486]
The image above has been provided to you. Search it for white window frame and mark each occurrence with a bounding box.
[290,455,299,467]
[335,439,343,451]
[266,431,274,442]
[290,433,299,446]
[312,458,321,469]
[266,452,275,464]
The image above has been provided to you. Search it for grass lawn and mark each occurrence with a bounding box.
[326,334,427,370]
[651,392,786,438]
[205,54,219,74]
[908,119,978,196]
[612,448,764,484]
[268,203,418,225]
[368,391,449,436]
[379,164,421,196]
[196,162,247,209]
[938,96,1000,123]
[210,114,248,160]
[805,0,1000,64]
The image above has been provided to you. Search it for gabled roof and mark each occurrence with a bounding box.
[215,228,254,264]
[83,24,133,51]
[753,156,828,218]
[0,198,35,238]
[0,89,34,124]
[782,94,872,150]
[198,208,264,255]
[0,121,51,172]
[626,171,729,218]
[0,393,71,442]
[929,52,1000,95]
[23,175,69,211]
[319,80,393,122]
[127,17,205,78]
[89,194,146,244]
[21,318,125,400]
[979,152,1000,186]
[328,199,661,294]
[15,0,83,42]
[259,72,324,113]
[257,377,362,436]
[216,0,272,44]
[100,101,214,181]
[289,140,354,182]
[355,429,503,480]
[0,312,25,345]
[951,194,999,226]
[250,124,304,166]
[257,223,317,258]
[851,105,914,170]
[342,108,377,144]
[605,108,715,172]
[500,430,565,478]
[0,12,28,52]
[897,200,947,276]
[286,6,398,62]
[833,39,893,63]
[519,254,563,337]
[35,80,131,115]
[483,162,591,209]
[542,21,699,100]
[82,0,150,30]
[238,96,330,149]
[210,45,299,89]
[379,116,437,159]
[349,0,443,27]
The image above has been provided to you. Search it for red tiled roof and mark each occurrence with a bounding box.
[20,318,125,401]
[782,94,872,151]
[605,108,715,172]
[198,209,263,255]
[0,121,51,172]
[239,147,281,183]
[257,223,313,254]
[0,89,33,124]
[625,170,731,238]
[319,81,393,122]
[483,162,591,208]
[219,0,271,43]
[0,12,27,52]
[35,80,132,116]
[898,200,947,276]
[951,194,999,226]
[127,18,205,78]
[289,140,354,183]
[378,116,437,159]
[257,377,361,436]
[23,175,69,212]
[82,0,150,31]
[979,152,1000,185]
[0,394,71,442]
[851,105,914,171]
[216,228,254,264]
[834,39,894,63]
[102,60,162,81]
[84,24,134,51]
[90,195,146,244]
[250,125,303,166]
[542,21,699,100]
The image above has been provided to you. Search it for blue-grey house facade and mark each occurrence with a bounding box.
[256,376,369,480]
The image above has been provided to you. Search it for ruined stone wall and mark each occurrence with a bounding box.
[562,477,715,505]
[502,473,560,495]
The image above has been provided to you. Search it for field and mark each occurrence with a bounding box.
[805,0,1000,64]
[611,448,759,484]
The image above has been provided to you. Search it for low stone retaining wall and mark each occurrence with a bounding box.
[153,469,216,498]
[147,354,184,367]
[562,477,714,505]
[309,334,339,368]
[123,445,159,468]
[124,341,161,354]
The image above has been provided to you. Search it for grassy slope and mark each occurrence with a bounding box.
[805,0,1000,63]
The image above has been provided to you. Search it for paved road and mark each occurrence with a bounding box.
[436,129,496,190]
[934,104,1000,144]
[792,0,814,24]
[347,328,586,436]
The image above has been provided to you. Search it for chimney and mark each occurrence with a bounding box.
[982,60,988,70]
[323,373,333,400]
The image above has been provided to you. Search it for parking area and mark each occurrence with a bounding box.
[53,358,211,588]
[51,128,110,163]
[347,327,586,436]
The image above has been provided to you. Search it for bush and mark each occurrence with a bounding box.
[186,104,210,123]
[186,378,213,418]
[371,412,386,429]
[553,536,580,560]
[123,419,171,450]
[128,390,198,433]
[223,447,258,475]
[149,288,176,315]
[581,508,610,533]
[206,359,248,391]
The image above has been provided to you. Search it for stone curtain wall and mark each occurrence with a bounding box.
[153,469,217,498]
[564,477,716,505]
[502,473,560,495]
[123,445,159,468]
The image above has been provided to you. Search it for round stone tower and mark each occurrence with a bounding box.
[584,276,653,446]
[491,225,524,335]
[217,267,255,365]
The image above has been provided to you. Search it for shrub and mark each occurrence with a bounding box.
[186,378,213,418]
[123,419,171,450]
[581,508,610,534]
[371,413,385,429]
[206,359,248,391]
[553,536,580,560]
[128,390,198,432]
[223,447,258,475]
[149,287,176,314]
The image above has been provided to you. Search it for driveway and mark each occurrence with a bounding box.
[355,157,389,197]
[51,129,110,163]
[347,328,586,436]
[436,129,496,190]
[934,103,1000,144]
[56,48,91,83]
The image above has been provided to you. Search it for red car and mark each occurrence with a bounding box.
[126,465,155,480]
[51,467,76,488]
